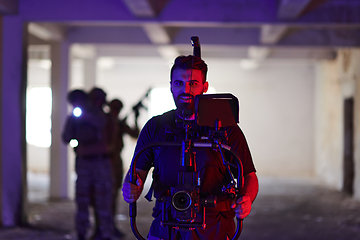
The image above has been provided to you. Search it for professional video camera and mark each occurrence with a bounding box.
[160,93,242,228]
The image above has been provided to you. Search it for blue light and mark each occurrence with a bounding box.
[73,107,82,117]
[70,139,79,148]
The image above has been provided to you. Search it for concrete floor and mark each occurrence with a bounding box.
[0,175,360,240]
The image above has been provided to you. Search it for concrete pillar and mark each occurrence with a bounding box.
[84,58,97,90]
[49,41,70,199]
[0,15,3,227]
[0,16,27,226]
[354,69,360,200]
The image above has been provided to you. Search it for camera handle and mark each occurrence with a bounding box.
[129,141,244,240]
[193,141,244,240]
[129,142,181,240]
[217,142,244,240]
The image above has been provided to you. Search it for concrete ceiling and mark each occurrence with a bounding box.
[5,0,360,61]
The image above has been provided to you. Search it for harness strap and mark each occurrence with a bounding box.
[145,123,179,202]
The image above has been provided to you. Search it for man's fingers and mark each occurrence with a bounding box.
[136,177,143,187]
[231,198,237,209]
[123,192,138,203]
[236,195,251,204]
[233,195,252,219]
[122,180,142,203]
[234,205,250,214]
[235,207,250,219]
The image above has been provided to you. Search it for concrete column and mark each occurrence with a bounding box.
[0,15,3,228]
[0,16,27,226]
[354,70,360,200]
[49,41,70,199]
[83,58,97,90]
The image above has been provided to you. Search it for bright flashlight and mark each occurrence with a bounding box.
[73,107,82,117]
[70,139,79,148]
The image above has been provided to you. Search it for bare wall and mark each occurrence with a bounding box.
[315,49,360,200]
[207,59,315,177]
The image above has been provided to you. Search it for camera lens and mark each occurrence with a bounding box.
[172,191,192,211]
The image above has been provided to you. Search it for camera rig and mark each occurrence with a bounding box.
[129,93,245,240]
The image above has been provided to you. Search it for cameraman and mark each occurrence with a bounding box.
[122,55,259,239]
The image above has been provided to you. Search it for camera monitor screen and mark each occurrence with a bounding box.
[195,93,239,128]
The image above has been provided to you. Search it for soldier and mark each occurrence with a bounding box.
[108,99,140,237]
[62,88,113,240]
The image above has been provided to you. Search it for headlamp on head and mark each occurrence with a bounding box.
[73,107,82,117]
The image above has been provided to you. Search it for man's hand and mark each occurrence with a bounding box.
[122,174,144,203]
[231,172,259,219]
[231,195,252,219]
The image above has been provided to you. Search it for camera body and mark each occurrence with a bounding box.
[170,184,200,222]
[161,157,218,229]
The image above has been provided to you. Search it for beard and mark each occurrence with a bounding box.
[174,93,195,118]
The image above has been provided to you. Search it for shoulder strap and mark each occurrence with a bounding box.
[145,110,179,202]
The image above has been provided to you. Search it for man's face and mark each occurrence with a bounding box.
[170,68,208,112]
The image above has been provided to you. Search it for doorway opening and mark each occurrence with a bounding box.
[342,98,354,195]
